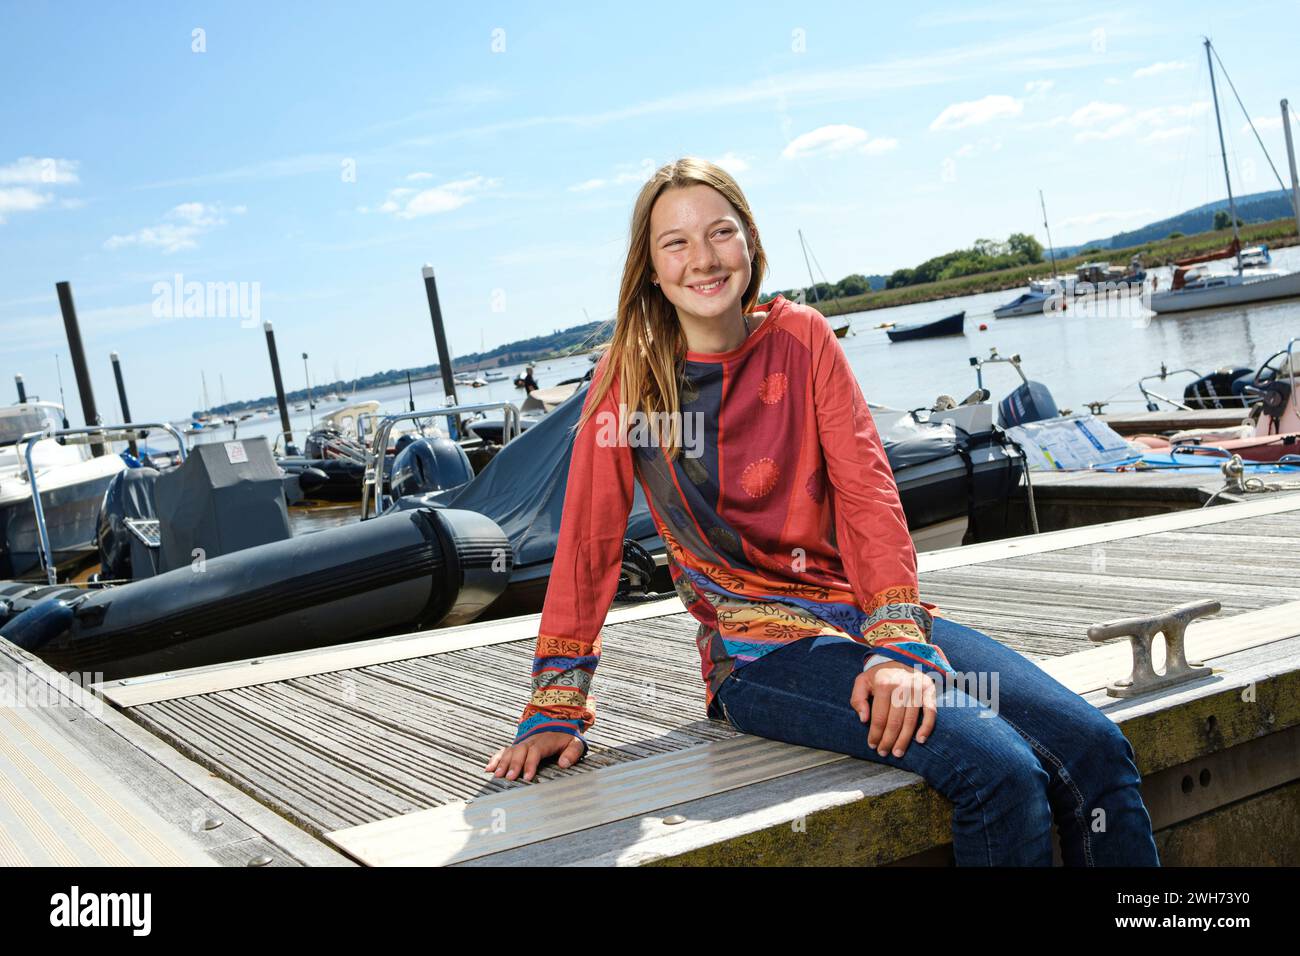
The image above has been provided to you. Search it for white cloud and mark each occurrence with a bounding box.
[1067,100,1207,143]
[783,124,898,158]
[1059,208,1155,229]
[712,151,751,175]
[1134,60,1187,78]
[568,157,665,192]
[953,137,1003,159]
[103,202,243,254]
[0,156,80,185]
[0,187,52,223]
[929,94,1023,131]
[1070,101,1129,127]
[406,171,434,181]
[1150,101,1211,122]
[376,175,498,219]
[0,156,81,224]
[1143,125,1193,143]
[1024,79,1054,98]
[1240,114,1298,133]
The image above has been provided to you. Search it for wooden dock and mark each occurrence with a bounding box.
[1003,470,1300,534]
[1099,407,1253,436]
[6,493,1300,866]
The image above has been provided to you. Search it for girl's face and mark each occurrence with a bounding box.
[648,183,754,325]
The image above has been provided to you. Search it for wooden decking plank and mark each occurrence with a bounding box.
[326,603,1300,866]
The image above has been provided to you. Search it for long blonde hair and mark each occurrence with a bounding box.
[572,157,769,463]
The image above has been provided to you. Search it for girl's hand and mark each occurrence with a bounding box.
[484,731,585,783]
[849,662,938,759]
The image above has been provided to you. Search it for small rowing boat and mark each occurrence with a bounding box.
[886,310,965,343]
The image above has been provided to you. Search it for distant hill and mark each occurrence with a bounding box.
[1057,188,1295,255]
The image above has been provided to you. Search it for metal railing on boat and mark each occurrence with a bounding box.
[20,420,189,586]
[359,401,522,520]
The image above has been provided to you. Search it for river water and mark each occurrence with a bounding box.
[834,244,1300,417]
[188,244,1299,455]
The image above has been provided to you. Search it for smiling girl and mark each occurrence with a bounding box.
[485,157,1160,866]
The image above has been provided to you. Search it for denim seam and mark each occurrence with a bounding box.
[993,711,1095,867]
[722,678,999,865]
[719,697,742,734]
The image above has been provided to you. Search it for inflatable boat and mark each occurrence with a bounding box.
[0,437,511,680]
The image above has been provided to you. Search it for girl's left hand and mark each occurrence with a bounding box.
[849,662,937,759]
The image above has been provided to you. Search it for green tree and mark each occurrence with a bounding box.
[1006,232,1044,263]
[886,267,915,289]
[1212,210,1244,230]
[836,274,871,297]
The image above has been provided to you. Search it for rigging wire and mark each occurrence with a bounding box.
[1167,52,1204,226]
[1209,42,1290,195]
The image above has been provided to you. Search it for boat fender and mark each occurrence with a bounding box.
[0,597,76,654]
[297,466,330,495]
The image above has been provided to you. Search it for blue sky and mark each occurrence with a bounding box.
[2,0,1297,422]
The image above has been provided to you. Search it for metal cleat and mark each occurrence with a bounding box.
[1087,600,1218,698]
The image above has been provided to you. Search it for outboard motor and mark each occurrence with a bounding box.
[96,466,163,582]
[389,436,475,500]
[997,380,1058,428]
[153,436,291,572]
[1,507,511,680]
[1184,366,1253,409]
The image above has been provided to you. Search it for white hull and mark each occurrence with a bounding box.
[1150,269,1300,314]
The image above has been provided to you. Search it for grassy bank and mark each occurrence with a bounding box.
[814,217,1300,317]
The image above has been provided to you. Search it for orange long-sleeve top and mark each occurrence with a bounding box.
[515,293,957,755]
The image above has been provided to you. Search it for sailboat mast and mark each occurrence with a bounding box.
[1205,37,1244,275]
[797,229,821,303]
[1282,99,1300,239]
[1039,190,1059,282]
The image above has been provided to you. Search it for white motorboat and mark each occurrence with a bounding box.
[0,401,127,578]
[1241,244,1273,269]
[994,288,1066,319]
[995,190,1072,319]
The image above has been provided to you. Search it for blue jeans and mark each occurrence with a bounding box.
[713,616,1160,866]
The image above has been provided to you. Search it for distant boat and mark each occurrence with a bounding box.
[1241,244,1272,269]
[994,289,1064,319]
[1150,40,1300,315]
[1074,258,1146,290]
[1152,261,1300,313]
[886,310,965,343]
[832,322,851,338]
[995,190,1070,319]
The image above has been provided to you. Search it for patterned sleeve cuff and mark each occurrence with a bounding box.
[864,640,958,680]
[514,713,590,759]
[862,653,894,672]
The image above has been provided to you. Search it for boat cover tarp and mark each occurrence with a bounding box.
[421,381,972,570]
